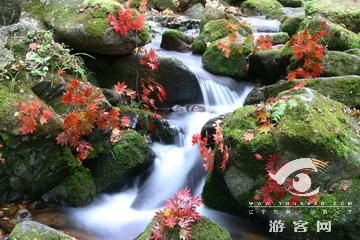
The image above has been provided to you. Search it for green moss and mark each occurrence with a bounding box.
[345,48,360,57]
[163,29,187,41]
[304,0,360,32]
[323,51,360,76]
[281,16,304,36]
[271,32,290,45]
[137,217,231,240]
[278,0,303,7]
[150,0,177,11]
[241,0,284,19]
[9,221,74,240]
[202,38,250,79]
[82,0,120,11]
[192,39,207,54]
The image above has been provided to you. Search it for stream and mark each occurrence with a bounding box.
[65,16,281,240]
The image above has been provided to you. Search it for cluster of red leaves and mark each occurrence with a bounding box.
[192,120,229,172]
[254,154,319,205]
[113,82,137,100]
[216,22,240,58]
[108,5,144,37]
[254,35,272,52]
[138,49,167,110]
[151,187,202,240]
[56,79,130,161]
[16,100,52,135]
[287,22,328,80]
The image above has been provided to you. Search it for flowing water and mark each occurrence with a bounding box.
[65,19,280,240]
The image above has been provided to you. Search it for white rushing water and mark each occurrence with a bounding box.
[66,25,274,240]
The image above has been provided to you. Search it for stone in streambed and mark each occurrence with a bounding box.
[245,75,360,109]
[9,221,75,240]
[161,29,194,52]
[241,0,284,19]
[136,217,232,240]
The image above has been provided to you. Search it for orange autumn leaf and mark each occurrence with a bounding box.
[243,131,254,142]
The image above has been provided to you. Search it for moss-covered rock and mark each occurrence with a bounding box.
[304,0,360,33]
[241,0,284,19]
[0,85,88,205]
[271,32,289,45]
[23,0,151,55]
[203,88,360,221]
[193,19,252,54]
[345,48,360,57]
[280,16,304,36]
[161,29,194,52]
[245,75,360,108]
[184,3,205,19]
[86,130,154,192]
[0,0,21,26]
[9,221,74,240]
[202,35,253,80]
[277,0,303,7]
[150,0,177,11]
[302,15,360,51]
[322,51,360,77]
[41,166,96,207]
[248,49,289,84]
[136,217,232,240]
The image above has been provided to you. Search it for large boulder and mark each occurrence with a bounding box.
[23,0,151,55]
[303,16,360,51]
[248,49,288,85]
[245,75,360,108]
[200,3,227,28]
[184,3,205,19]
[192,19,251,54]
[87,55,203,108]
[202,35,253,80]
[161,29,194,52]
[0,0,21,26]
[178,0,205,12]
[85,130,154,193]
[322,51,360,77]
[241,0,284,19]
[202,88,360,237]
[150,0,177,11]
[41,167,96,207]
[136,217,232,240]
[9,221,75,240]
[0,85,96,206]
[304,0,360,33]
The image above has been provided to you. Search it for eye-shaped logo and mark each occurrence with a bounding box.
[269,158,328,197]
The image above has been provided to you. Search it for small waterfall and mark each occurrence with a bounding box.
[66,25,274,240]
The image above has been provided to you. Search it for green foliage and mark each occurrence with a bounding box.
[271,99,298,123]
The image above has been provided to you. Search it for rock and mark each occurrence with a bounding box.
[202,35,253,80]
[184,3,205,19]
[178,0,205,12]
[245,75,360,108]
[241,0,284,19]
[23,0,151,55]
[0,0,21,26]
[248,49,288,85]
[303,16,360,51]
[0,85,83,204]
[88,55,203,108]
[85,130,154,193]
[277,0,303,7]
[304,0,360,33]
[193,19,252,54]
[270,32,289,45]
[41,167,96,207]
[136,217,232,240]
[150,0,177,11]
[200,4,227,28]
[202,88,360,237]
[322,51,360,77]
[9,221,75,240]
[160,29,194,52]
[345,48,360,57]
[280,16,304,36]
